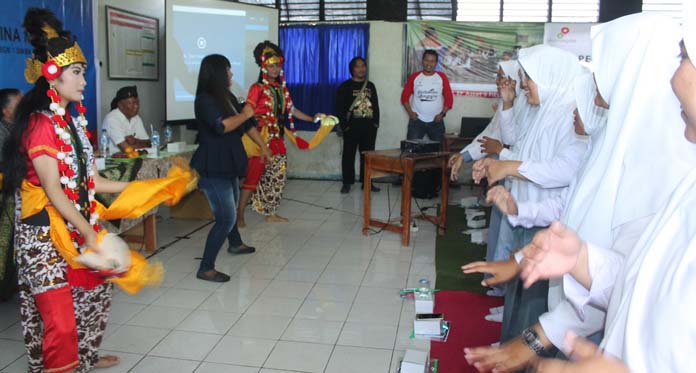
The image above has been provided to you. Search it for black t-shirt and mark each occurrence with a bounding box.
[335,79,380,128]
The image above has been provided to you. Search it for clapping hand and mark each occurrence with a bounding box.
[520,221,585,289]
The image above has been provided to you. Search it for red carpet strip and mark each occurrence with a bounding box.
[429,290,504,372]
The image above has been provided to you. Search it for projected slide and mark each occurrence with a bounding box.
[166,0,278,121]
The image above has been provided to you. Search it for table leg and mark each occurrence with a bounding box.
[439,157,449,236]
[363,157,372,236]
[402,163,413,247]
[143,214,157,252]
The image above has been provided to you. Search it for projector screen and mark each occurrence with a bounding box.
[165,0,279,121]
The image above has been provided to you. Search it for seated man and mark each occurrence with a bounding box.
[103,86,150,154]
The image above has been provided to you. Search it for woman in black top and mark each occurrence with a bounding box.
[191,54,271,282]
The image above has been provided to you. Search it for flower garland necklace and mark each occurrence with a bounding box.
[261,55,294,141]
[46,85,100,247]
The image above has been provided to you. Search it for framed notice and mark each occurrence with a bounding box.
[106,6,159,80]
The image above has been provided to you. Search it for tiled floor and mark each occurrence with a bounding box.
[0,179,477,372]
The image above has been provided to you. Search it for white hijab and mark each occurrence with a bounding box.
[508,45,585,204]
[573,71,608,138]
[560,13,696,251]
[601,7,696,369]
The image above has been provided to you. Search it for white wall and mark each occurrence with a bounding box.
[287,21,495,179]
[95,0,166,134]
[93,11,493,177]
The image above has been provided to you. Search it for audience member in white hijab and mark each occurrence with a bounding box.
[521,21,696,373]
[485,71,606,230]
[464,13,696,373]
[450,60,529,303]
[470,45,587,346]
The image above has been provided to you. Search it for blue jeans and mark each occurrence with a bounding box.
[406,118,445,142]
[198,177,242,273]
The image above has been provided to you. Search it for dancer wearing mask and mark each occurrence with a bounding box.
[463,13,696,372]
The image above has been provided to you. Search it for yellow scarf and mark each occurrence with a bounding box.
[243,115,339,156]
[18,158,197,294]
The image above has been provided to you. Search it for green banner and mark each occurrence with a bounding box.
[406,21,544,97]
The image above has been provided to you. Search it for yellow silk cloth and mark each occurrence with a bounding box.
[243,115,339,156]
[18,158,198,294]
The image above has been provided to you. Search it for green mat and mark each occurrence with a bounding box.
[435,205,490,294]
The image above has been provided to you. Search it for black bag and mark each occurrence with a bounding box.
[411,169,441,199]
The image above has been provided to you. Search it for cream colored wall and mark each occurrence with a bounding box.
[95,0,166,135]
[287,21,495,179]
[93,13,492,176]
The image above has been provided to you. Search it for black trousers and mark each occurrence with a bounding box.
[342,122,378,185]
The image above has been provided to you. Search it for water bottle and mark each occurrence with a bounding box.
[99,129,109,157]
[164,124,173,145]
[150,125,160,157]
[417,278,431,299]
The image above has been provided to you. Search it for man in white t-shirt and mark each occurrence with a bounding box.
[102,86,150,155]
[400,49,453,142]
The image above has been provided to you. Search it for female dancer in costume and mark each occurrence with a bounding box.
[237,41,323,226]
[0,8,185,372]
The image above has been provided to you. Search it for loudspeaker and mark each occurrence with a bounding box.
[367,0,407,22]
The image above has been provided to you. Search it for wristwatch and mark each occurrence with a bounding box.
[521,327,545,356]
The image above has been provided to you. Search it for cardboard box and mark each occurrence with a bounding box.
[414,291,434,314]
[414,313,444,336]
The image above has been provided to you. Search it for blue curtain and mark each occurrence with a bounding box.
[280,23,369,131]
[0,0,96,130]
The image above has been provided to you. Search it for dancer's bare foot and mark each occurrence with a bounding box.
[94,355,120,369]
[266,214,289,223]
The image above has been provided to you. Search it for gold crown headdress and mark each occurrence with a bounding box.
[261,46,283,66]
[24,24,87,83]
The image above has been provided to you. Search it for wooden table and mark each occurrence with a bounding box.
[362,149,452,246]
[100,145,196,252]
[442,134,473,153]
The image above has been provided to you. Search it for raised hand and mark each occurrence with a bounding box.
[487,185,518,216]
[478,136,503,155]
[520,221,586,288]
[449,153,464,181]
[462,257,520,287]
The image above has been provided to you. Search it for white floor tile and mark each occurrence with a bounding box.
[126,305,192,329]
[354,286,405,305]
[0,340,25,370]
[176,310,241,335]
[338,322,398,349]
[108,302,147,325]
[324,346,392,373]
[307,284,359,303]
[130,356,200,373]
[153,288,213,309]
[280,318,343,345]
[347,302,403,326]
[234,264,284,280]
[150,330,221,360]
[101,325,170,354]
[195,362,260,373]
[263,341,333,373]
[205,336,275,367]
[295,300,352,322]
[273,268,323,283]
[261,280,314,299]
[227,314,292,340]
[317,270,365,285]
[246,296,303,317]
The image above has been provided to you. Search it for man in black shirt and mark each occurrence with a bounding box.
[336,57,380,194]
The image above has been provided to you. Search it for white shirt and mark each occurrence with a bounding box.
[102,108,149,155]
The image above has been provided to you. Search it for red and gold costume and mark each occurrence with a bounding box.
[241,44,337,216]
[14,18,195,373]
